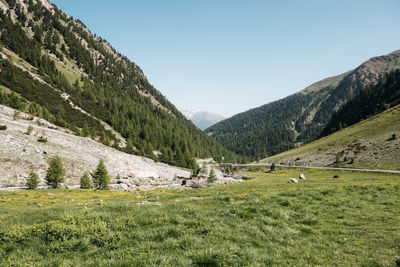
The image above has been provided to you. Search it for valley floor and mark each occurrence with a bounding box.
[0,169,399,266]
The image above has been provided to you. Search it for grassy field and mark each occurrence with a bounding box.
[0,169,399,266]
[264,104,400,170]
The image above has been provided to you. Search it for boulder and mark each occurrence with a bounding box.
[288,178,298,183]
[109,183,129,191]
[186,179,207,188]
[299,173,306,180]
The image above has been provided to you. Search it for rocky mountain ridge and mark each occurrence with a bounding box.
[206,49,400,159]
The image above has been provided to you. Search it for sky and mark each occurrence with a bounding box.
[49,0,400,117]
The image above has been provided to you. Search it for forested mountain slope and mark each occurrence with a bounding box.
[263,104,400,171]
[321,69,400,137]
[0,0,241,168]
[206,50,400,159]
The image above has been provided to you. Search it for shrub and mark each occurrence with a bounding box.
[80,172,92,189]
[25,125,34,135]
[93,159,109,190]
[270,162,276,172]
[13,111,21,120]
[45,155,65,188]
[388,133,397,141]
[334,154,341,164]
[27,170,39,189]
[38,136,47,142]
[0,125,7,130]
[208,168,217,184]
[38,130,47,142]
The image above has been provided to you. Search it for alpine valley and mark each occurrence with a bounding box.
[1,1,400,266]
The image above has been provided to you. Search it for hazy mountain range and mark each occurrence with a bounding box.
[182,110,225,130]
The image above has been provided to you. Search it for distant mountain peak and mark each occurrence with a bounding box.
[182,109,225,130]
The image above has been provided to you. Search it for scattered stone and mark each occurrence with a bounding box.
[333,175,340,179]
[136,201,161,206]
[110,183,129,191]
[47,193,54,196]
[299,173,306,180]
[288,178,298,183]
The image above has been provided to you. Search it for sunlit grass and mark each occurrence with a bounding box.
[0,169,399,266]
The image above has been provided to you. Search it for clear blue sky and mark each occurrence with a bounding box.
[50,0,400,117]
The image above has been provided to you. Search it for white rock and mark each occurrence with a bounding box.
[299,173,306,180]
[288,178,298,183]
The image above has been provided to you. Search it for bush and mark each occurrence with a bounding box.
[25,125,34,135]
[93,159,109,190]
[0,125,7,130]
[208,168,217,184]
[80,172,92,189]
[45,155,65,188]
[37,136,47,142]
[388,133,397,141]
[13,111,21,120]
[270,162,276,172]
[27,170,39,189]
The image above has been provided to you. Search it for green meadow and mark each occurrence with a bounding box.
[1,169,399,266]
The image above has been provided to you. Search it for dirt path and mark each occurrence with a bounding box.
[216,163,400,174]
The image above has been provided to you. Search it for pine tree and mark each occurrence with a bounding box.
[189,158,200,177]
[80,171,92,189]
[82,123,89,137]
[27,170,39,189]
[93,159,109,190]
[208,168,217,184]
[45,155,65,188]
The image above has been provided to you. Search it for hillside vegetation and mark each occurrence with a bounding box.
[206,50,400,159]
[264,104,400,170]
[321,69,400,137]
[0,0,242,169]
[1,169,399,265]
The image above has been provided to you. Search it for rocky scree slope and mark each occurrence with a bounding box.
[0,104,191,189]
[205,50,400,159]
